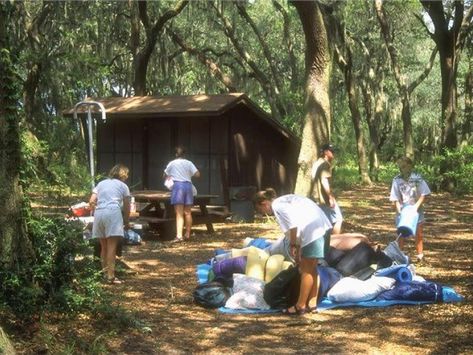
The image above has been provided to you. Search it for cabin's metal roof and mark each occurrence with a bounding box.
[64,93,248,117]
[63,93,299,143]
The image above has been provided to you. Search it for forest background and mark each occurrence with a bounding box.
[0,0,472,353]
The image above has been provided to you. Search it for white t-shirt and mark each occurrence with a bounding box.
[164,158,198,182]
[272,194,332,247]
[389,172,431,206]
[93,178,130,210]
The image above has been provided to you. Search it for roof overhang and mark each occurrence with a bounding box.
[63,93,300,144]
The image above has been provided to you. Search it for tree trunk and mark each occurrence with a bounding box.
[375,0,414,158]
[292,1,331,196]
[0,326,16,354]
[0,2,34,269]
[334,24,371,185]
[462,62,473,143]
[420,1,473,150]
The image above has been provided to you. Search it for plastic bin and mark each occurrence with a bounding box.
[396,205,419,237]
[229,186,256,223]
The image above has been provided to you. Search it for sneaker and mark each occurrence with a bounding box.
[416,253,424,262]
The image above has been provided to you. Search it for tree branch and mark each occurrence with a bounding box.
[408,46,438,93]
[169,30,237,92]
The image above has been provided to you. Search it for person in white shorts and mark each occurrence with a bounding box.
[89,164,131,284]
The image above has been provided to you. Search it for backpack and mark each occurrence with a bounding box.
[193,281,232,309]
[263,266,300,309]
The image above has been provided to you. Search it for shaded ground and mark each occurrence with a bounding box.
[12,184,473,353]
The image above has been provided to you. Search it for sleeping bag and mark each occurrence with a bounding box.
[376,281,443,302]
[212,256,247,278]
[334,242,377,276]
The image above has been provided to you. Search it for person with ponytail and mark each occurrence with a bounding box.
[254,188,333,315]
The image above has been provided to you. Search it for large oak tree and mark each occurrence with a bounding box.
[0,1,34,270]
[292,1,332,195]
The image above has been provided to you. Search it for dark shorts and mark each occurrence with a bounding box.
[171,181,194,206]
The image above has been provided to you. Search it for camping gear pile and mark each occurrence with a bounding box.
[194,236,463,313]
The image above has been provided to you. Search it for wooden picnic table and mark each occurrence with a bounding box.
[131,190,221,239]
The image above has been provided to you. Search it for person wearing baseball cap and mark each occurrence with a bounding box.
[309,143,343,234]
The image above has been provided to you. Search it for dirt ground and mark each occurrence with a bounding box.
[13,184,473,353]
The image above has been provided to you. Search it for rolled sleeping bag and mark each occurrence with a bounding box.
[248,238,272,250]
[212,256,247,278]
[281,261,293,271]
[231,247,250,257]
[318,266,343,299]
[264,254,285,283]
[396,266,413,283]
[265,236,295,263]
[397,205,419,237]
[245,246,270,281]
[375,264,413,283]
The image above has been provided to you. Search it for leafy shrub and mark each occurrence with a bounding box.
[333,160,362,189]
[0,217,103,318]
[417,146,473,194]
[377,162,399,184]
[332,147,473,195]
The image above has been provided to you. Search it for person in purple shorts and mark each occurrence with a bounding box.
[164,146,200,242]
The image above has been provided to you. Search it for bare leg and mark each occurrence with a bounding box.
[174,204,184,239]
[105,237,120,280]
[332,221,342,235]
[183,205,193,239]
[295,257,318,311]
[398,236,405,250]
[307,265,320,309]
[415,223,424,256]
[99,238,107,272]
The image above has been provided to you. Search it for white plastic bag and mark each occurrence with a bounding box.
[164,176,174,190]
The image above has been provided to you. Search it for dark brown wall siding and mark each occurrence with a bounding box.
[228,105,298,195]
[95,105,297,203]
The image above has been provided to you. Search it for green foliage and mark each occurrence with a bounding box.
[377,162,400,185]
[333,160,362,189]
[417,147,473,194]
[0,217,103,318]
[334,147,473,196]
[20,126,91,196]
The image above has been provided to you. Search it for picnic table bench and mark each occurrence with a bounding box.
[131,190,228,239]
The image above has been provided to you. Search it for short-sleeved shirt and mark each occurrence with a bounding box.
[389,172,431,207]
[164,158,198,182]
[271,194,332,248]
[311,158,332,205]
[93,178,130,210]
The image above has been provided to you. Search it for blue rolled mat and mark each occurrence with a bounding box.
[396,267,413,282]
[375,264,413,282]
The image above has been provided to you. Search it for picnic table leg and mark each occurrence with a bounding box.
[199,203,214,233]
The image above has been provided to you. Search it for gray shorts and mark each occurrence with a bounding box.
[92,207,125,239]
[319,201,343,225]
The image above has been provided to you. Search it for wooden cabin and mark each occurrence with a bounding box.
[64,94,300,214]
